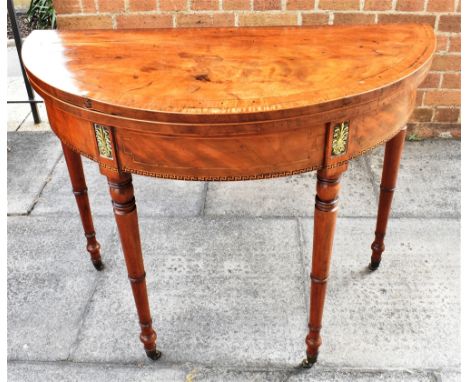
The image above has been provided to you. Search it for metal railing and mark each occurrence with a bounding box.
[7,0,41,124]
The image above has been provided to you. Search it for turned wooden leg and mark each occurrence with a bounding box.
[107,172,161,360]
[369,128,406,271]
[303,165,347,368]
[62,143,103,271]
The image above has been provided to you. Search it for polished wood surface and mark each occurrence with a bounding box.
[369,128,407,271]
[23,25,433,118]
[24,24,433,180]
[61,143,103,270]
[22,24,435,366]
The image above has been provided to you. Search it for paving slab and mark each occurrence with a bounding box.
[299,217,460,370]
[7,105,30,131]
[368,140,460,218]
[7,362,447,381]
[7,216,117,361]
[32,156,206,217]
[71,217,307,367]
[17,103,50,130]
[7,362,188,382]
[7,132,63,215]
[204,157,376,217]
[434,370,462,382]
[7,77,45,130]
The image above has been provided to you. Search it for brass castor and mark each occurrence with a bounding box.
[301,353,318,368]
[145,348,162,360]
[92,259,105,271]
[368,260,381,271]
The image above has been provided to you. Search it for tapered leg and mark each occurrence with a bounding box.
[106,172,161,360]
[369,128,406,271]
[302,165,347,368]
[62,143,103,271]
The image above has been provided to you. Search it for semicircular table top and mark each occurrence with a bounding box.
[22,24,435,121]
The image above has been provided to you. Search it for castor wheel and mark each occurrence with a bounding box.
[368,260,381,271]
[92,259,105,271]
[145,348,162,360]
[301,353,318,368]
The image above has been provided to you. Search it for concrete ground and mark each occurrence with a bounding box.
[7,48,460,381]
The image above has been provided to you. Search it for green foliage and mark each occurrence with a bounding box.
[27,0,56,30]
[407,133,422,142]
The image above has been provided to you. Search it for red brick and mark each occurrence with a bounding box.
[441,73,461,89]
[378,14,436,26]
[319,0,360,9]
[223,0,250,10]
[128,0,156,11]
[254,0,282,10]
[425,90,460,106]
[302,13,329,25]
[177,13,235,27]
[160,0,187,10]
[396,0,425,11]
[415,90,425,106]
[419,72,441,88]
[438,15,460,33]
[434,107,460,122]
[239,13,298,26]
[54,0,81,14]
[191,0,219,10]
[364,0,393,10]
[410,108,433,122]
[57,15,113,29]
[449,36,460,52]
[99,0,125,12]
[116,14,173,28]
[436,35,448,52]
[82,0,97,12]
[333,13,375,25]
[431,54,460,71]
[287,0,314,9]
[427,0,455,12]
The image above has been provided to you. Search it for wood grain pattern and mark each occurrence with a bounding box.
[106,172,161,360]
[62,142,103,270]
[369,128,407,271]
[21,25,435,365]
[23,25,434,120]
[303,164,348,368]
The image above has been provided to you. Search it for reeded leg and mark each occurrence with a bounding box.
[303,165,347,368]
[107,172,161,360]
[369,128,406,271]
[62,143,103,271]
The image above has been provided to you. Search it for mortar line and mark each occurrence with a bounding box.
[6,358,461,375]
[295,217,310,329]
[364,151,381,206]
[20,211,461,221]
[14,111,31,132]
[65,270,102,361]
[25,151,64,216]
[199,182,209,216]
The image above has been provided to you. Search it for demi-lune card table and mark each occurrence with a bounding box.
[22,24,435,367]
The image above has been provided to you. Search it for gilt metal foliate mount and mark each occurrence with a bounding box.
[331,121,349,156]
[94,123,113,159]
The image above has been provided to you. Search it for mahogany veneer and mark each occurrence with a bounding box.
[22,24,435,366]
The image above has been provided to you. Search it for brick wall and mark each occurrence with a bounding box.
[54,0,461,138]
